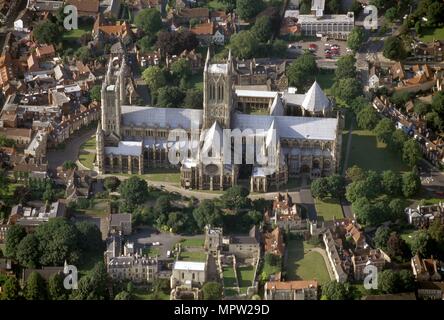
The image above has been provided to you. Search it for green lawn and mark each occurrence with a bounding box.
[142,168,181,184]
[286,240,330,284]
[315,71,335,95]
[207,0,227,10]
[62,21,93,41]
[79,135,96,169]
[76,199,110,217]
[399,229,416,250]
[419,26,444,42]
[315,197,343,222]
[179,250,207,262]
[180,238,205,248]
[223,266,238,288]
[238,265,255,293]
[346,130,409,173]
[143,246,160,257]
[132,288,170,300]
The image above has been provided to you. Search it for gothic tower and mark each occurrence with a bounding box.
[203,48,233,129]
[96,121,105,174]
[101,60,121,139]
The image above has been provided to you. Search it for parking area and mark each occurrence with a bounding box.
[288,38,351,61]
[127,226,205,259]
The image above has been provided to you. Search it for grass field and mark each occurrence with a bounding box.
[179,250,207,262]
[62,21,93,41]
[315,197,343,222]
[143,246,160,257]
[143,168,181,184]
[133,288,170,300]
[180,238,205,248]
[76,199,110,217]
[315,71,335,95]
[238,265,255,293]
[207,0,227,10]
[399,228,416,250]
[347,130,409,173]
[286,240,330,284]
[420,26,444,42]
[79,135,96,169]
[223,266,238,288]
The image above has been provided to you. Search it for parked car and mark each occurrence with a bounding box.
[309,43,317,49]
[152,242,161,246]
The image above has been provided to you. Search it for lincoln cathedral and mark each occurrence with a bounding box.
[96,50,342,192]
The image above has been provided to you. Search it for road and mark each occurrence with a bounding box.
[47,128,96,170]
[418,159,444,198]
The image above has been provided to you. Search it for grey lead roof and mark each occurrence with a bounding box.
[121,106,203,129]
[233,113,338,141]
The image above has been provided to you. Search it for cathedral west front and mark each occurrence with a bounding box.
[96,50,342,193]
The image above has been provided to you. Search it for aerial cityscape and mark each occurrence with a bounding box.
[0,0,444,303]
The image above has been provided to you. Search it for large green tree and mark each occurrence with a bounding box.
[357,106,379,130]
[142,66,167,91]
[202,282,223,300]
[251,16,273,42]
[5,225,26,259]
[381,170,402,196]
[236,0,265,20]
[347,27,365,52]
[321,281,356,300]
[220,186,250,211]
[24,272,47,300]
[335,55,357,80]
[71,262,109,300]
[374,118,395,144]
[33,21,61,45]
[229,31,261,59]
[0,276,21,300]
[134,8,163,35]
[118,176,149,211]
[402,139,422,168]
[402,170,421,197]
[184,89,203,109]
[287,53,318,90]
[383,36,408,61]
[16,234,40,269]
[48,273,68,300]
[193,200,223,230]
[157,86,185,108]
[332,77,362,104]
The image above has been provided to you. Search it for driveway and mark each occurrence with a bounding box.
[127,226,204,259]
[47,128,96,170]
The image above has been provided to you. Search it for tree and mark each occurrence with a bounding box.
[390,129,408,152]
[332,77,362,104]
[48,273,68,300]
[33,21,61,45]
[413,101,429,117]
[335,55,357,80]
[5,225,26,259]
[426,1,444,26]
[357,106,379,130]
[321,281,356,300]
[114,291,132,300]
[398,269,415,292]
[287,53,318,90]
[202,282,223,300]
[402,139,422,167]
[429,219,444,247]
[42,182,55,203]
[388,198,406,222]
[327,0,341,13]
[386,232,409,259]
[311,178,329,199]
[63,160,78,170]
[90,85,102,102]
[71,262,109,300]
[383,36,408,61]
[171,58,192,80]
[220,186,250,210]
[142,66,167,91]
[36,218,81,266]
[374,226,391,249]
[347,27,364,52]
[379,270,399,293]
[374,118,395,144]
[236,0,265,20]
[24,272,47,300]
[346,181,368,203]
[1,276,21,300]
[184,89,203,109]
[193,200,223,230]
[75,221,103,257]
[134,8,163,35]
[411,230,431,256]
[391,91,412,107]
[229,31,261,59]
[402,170,421,197]
[381,170,402,196]
[16,234,40,269]
[155,30,199,58]
[251,16,273,42]
[271,39,288,58]
[345,165,366,182]
[157,86,185,108]
[384,7,398,22]
[352,197,378,225]
[75,46,93,64]
[104,176,120,192]
[431,91,444,116]
[326,174,346,199]
[425,111,443,131]
[118,176,149,210]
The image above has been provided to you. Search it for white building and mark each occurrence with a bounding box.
[170,261,207,289]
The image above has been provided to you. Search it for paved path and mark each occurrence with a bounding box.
[306,247,335,281]
[47,128,96,170]
[340,119,355,219]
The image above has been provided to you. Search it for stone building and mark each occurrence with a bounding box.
[96,50,341,192]
[264,280,318,300]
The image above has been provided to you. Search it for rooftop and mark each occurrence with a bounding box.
[174,261,206,271]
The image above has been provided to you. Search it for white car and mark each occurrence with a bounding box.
[152,242,161,246]
[324,43,331,47]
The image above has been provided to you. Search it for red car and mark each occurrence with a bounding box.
[309,43,317,49]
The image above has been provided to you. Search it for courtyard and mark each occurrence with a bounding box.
[286,239,331,284]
